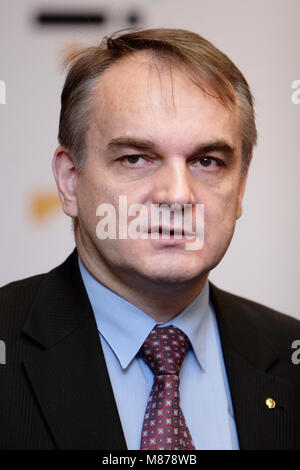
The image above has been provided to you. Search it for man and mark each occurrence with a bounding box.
[0,28,299,450]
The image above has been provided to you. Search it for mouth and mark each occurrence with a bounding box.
[150,225,195,235]
[147,226,196,244]
[160,227,181,236]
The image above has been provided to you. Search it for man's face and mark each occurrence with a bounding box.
[72,53,248,289]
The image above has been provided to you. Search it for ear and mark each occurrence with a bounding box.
[52,145,78,218]
[236,170,250,220]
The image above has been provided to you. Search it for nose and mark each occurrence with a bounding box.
[151,157,196,207]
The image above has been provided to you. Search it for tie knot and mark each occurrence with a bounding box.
[139,325,190,376]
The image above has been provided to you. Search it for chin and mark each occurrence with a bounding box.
[127,258,210,290]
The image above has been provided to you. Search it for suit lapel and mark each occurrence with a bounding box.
[210,283,296,449]
[22,249,127,450]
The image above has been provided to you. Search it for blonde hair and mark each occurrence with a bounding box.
[58,28,257,174]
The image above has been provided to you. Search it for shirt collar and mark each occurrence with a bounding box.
[78,255,210,371]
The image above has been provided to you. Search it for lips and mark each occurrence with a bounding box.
[148,226,195,237]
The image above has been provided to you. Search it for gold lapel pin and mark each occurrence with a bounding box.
[265,397,276,409]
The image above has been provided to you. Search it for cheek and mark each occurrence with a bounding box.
[203,188,240,234]
[78,168,113,206]
[76,176,107,232]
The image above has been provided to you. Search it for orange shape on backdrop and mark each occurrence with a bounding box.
[31,191,61,222]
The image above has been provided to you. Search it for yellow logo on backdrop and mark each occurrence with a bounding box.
[30,191,61,222]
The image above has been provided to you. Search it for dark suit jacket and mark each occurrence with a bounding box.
[0,249,299,450]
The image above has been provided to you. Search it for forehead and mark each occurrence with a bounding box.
[90,52,241,149]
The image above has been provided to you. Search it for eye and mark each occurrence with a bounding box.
[120,155,147,167]
[192,156,223,169]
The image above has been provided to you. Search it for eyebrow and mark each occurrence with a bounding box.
[108,137,156,150]
[107,136,236,157]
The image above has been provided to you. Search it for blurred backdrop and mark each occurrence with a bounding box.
[0,0,299,319]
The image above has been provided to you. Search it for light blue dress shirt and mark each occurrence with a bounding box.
[78,256,239,450]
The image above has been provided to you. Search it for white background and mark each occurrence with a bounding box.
[0,0,299,319]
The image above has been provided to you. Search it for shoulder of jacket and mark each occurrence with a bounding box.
[210,282,300,335]
[0,273,46,329]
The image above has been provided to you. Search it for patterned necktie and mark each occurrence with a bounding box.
[139,325,195,450]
